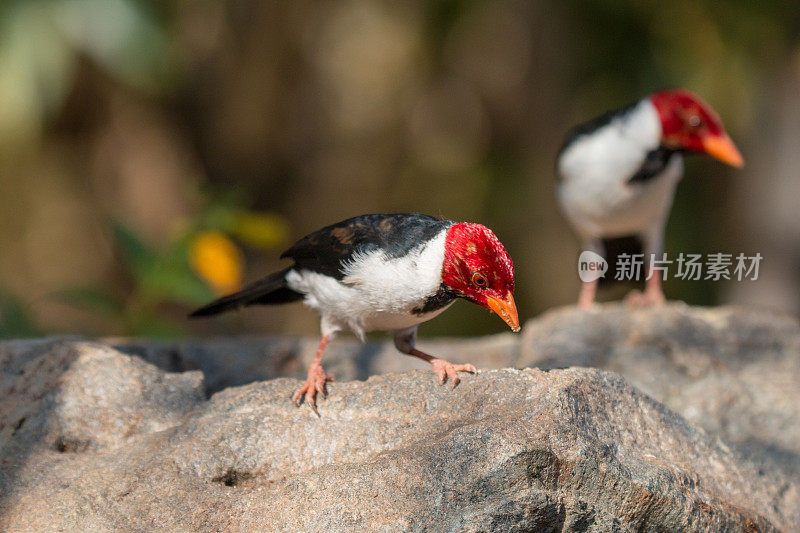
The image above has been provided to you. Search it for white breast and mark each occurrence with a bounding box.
[557,99,683,239]
[284,229,451,340]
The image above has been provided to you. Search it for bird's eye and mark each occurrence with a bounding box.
[472,272,487,287]
[688,114,702,128]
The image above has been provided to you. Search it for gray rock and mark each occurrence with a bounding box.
[110,332,518,393]
[0,337,204,455]
[1,304,798,531]
[115,303,800,488]
[518,303,800,498]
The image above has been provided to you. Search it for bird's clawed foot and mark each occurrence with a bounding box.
[429,358,477,389]
[624,288,666,307]
[292,363,334,416]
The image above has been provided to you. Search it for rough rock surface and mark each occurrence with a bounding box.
[518,303,800,500]
[116,303,800,490]
[0,304,798,531]
[112,332,520,393]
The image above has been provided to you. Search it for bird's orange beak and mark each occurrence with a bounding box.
[702,133,744,168]
[485,292,520,332]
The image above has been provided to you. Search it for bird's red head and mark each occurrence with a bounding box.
[441,222,519,332]
[649,89,744,168]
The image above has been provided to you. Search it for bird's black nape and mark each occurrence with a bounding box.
[188,267,301,318]
[557,100,639,162]
[628,146,679,184]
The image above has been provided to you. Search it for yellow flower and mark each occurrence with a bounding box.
[190,231,244,295]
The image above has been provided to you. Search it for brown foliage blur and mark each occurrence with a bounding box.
[1,0,799,338]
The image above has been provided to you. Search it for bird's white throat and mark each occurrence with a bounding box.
[557,98,684,239]
[558,99,663,184]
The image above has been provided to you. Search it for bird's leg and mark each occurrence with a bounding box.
[292,335,334,416]
[625,261,666,307]
[577,279,598,308]
[577,238,603,308]
[643,269,666,304]
[394,328,476,389]
[624,233,667,307]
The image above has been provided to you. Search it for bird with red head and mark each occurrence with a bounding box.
[557,89,743,307]
[442,222,519,332]
[650,89,744,167]
[190,213,520,414]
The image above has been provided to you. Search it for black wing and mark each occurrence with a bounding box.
[281,213,452,280]
[627,146,679,184]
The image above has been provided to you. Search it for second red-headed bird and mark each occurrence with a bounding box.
[190,213,519,414]
[557,89,743,307]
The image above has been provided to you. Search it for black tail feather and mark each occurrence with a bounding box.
[188,268,302,318]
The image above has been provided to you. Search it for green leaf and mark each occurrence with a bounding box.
[112,221,156,280]
[231,211,290,250]
[203,204,238,233]
[128,316,185,339]
[53,0,173,93]
[0,291,40,338]
[51,286,124,315]
[142,259,215,305]
[0,1,75,146]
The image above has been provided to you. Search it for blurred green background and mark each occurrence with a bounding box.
[1,0,799,339]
